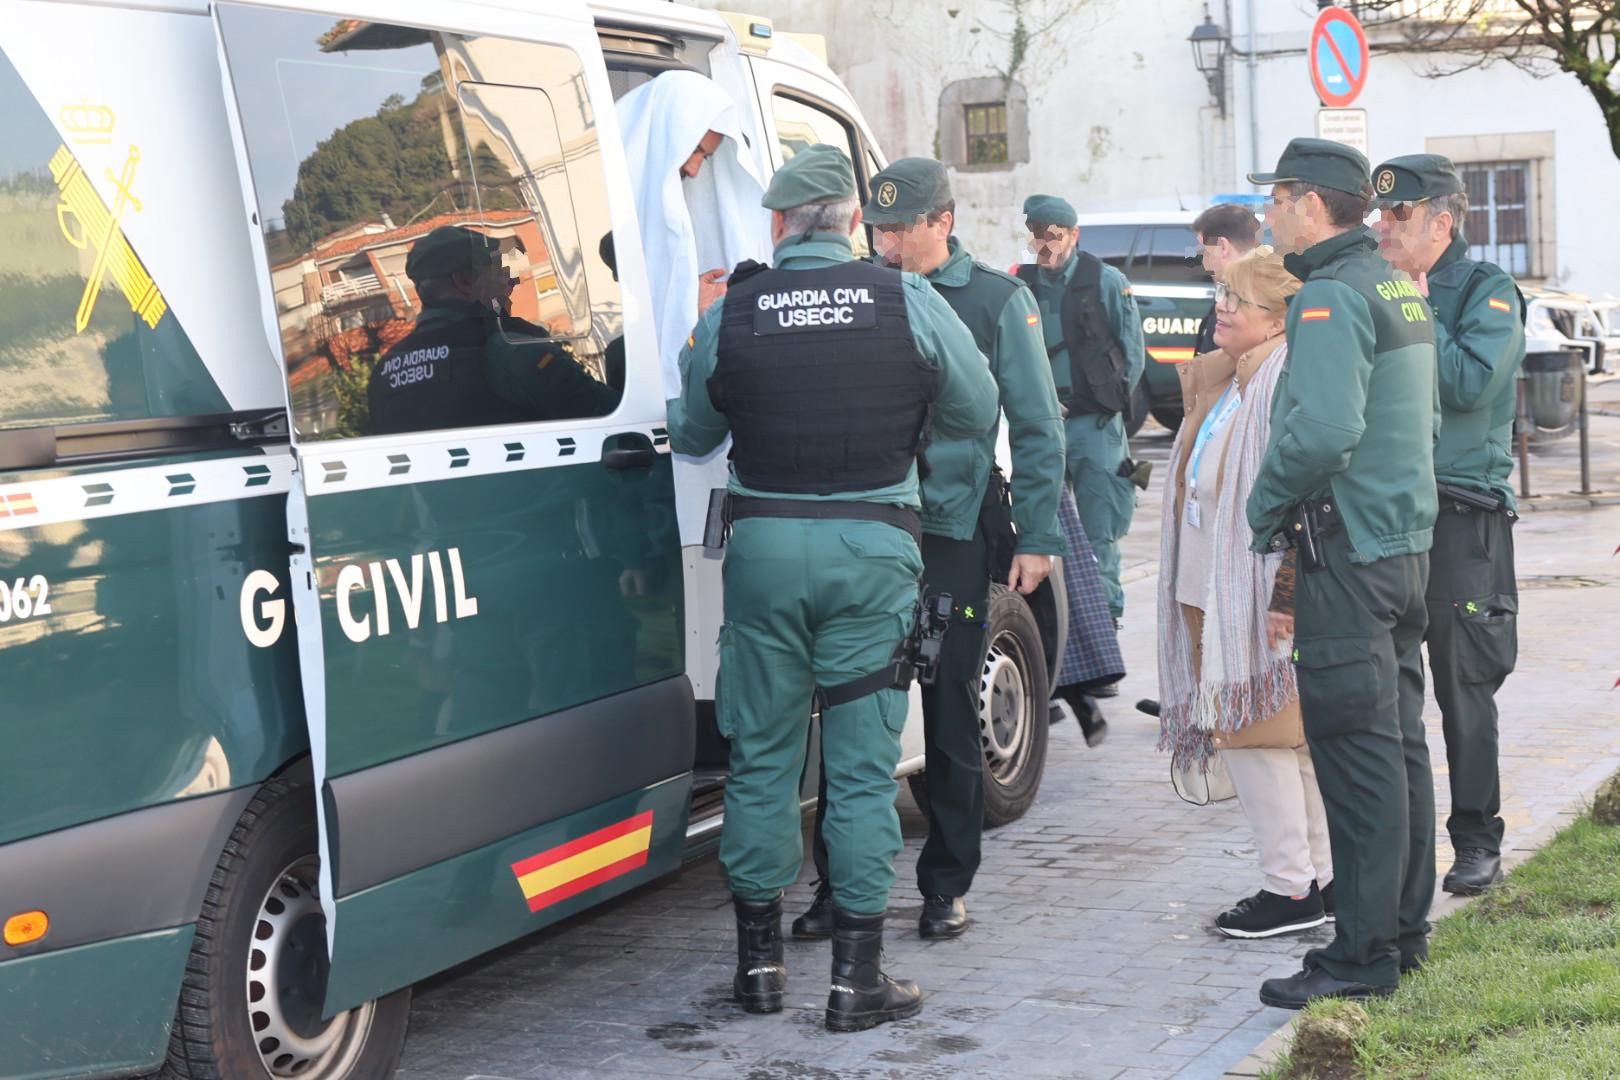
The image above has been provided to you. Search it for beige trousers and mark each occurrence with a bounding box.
[1221,745,1334,897]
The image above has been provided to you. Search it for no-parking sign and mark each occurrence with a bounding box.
[1309,6,1370,109]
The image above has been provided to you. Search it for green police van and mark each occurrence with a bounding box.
[1074,211,1214,435]
[0,2,1065,1077]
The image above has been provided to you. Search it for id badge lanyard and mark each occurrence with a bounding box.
[1185,380,1241,529]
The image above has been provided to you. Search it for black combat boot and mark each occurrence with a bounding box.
[791,879,835,940]
[733,894,787,1014]
[825,908,923,1032]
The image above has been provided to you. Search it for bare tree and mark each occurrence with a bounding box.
[1355,0,1620,159]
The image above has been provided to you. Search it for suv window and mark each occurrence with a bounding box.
[1139,226,1206,284]
[770,92,870,258]
[218,8,623,439]
[1075,225,1134,271]
[0,50,229,432]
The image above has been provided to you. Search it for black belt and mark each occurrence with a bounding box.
[1437,482,1515,518]
[725,494,921,546]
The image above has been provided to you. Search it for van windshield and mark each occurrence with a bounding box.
[1075,225,1133,271]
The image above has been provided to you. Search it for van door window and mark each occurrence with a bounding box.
[1142,226,1206,284]
[0,49,229,432]
[1075,225,1135,272]
[217,9,624,439]
[769,92,869,257]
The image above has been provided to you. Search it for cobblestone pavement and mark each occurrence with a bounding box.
[398,461,1620,1080]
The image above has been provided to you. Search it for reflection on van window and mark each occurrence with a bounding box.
[0,49,229,432]
[1076,225,1135,271]
[1144,226,1206,284]
[771,93,869,258]
[217,8,623,438]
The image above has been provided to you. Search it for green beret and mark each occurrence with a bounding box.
[762,144,856,210]
[405,225,503,284]
[1247,137,1374,200]
[1022,194,1077,228]
[1371,154,1465,203]
[863,157,953,225]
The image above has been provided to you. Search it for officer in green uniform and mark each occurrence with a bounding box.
[1018,194,1145,621]
[790,158,1065,942]
[1245,139,1440,1009]
[1372,153,1525,896]
[369,225,620,435]
[668,145,998,1031]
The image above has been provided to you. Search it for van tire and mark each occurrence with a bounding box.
[979,586,1051,827]
[1125,381,1152,437]
[1150,405,1184,434]
[161,778,411,1080]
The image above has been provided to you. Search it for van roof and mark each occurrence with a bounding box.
[1072,211,1201,227]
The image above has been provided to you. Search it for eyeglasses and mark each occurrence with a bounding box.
[1214,281,1274,313]
[1377,199,1431,222]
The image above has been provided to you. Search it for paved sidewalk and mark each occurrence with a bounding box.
[398,499,1620,1080]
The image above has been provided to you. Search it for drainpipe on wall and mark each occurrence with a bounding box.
[1245,0,1260,181]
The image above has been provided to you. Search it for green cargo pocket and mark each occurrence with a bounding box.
[1454,593,1518,684]
[1292,636,1377,740]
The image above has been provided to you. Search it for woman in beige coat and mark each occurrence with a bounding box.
[1156,247,1334,939]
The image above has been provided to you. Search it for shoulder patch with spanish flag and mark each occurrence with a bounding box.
[1026,313,1040,327]
[686,334,696,349]
[1300,308,1332,322]
[1487,298,1512,313]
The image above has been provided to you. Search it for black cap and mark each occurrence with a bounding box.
[1371,154,1465,203]
[405,225,503,284]
[1247,137,1374,199]
[863,157,953,225]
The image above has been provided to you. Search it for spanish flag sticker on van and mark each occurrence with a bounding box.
[510,811,656,913]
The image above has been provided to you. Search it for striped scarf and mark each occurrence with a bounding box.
[1156,342,1297,772]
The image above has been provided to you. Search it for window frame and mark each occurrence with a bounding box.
[1461,159,1534,277]
[963,101,1010,166]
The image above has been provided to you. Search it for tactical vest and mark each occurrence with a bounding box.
[709,260,940,495]
[367,304,529,435]
[1017,253,1130,416]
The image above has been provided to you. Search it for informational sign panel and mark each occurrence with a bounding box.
[1309,6,1370,108]
[1316,108,1369,157]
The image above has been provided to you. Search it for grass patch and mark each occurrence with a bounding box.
[1264,813,1620,1079]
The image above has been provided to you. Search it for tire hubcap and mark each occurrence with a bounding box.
[248,858,375,1077]
[979,631,1032,783]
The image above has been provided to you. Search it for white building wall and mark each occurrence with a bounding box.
[699,0,1620,294]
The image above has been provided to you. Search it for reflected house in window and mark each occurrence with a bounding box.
[220,12,626,437]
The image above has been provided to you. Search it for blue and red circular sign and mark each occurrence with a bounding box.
[1309,6,1370,108]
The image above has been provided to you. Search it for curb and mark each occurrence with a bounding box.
[1220,784,1602,1078]
[1517,493,1620,512]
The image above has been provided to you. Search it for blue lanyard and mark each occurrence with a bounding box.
[1188,381,1241,489]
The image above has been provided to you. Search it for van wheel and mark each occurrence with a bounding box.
[978,586,1050,827]
[1125,382,1152,437]
[162,778,411,1080]
[1150,405,1184,434]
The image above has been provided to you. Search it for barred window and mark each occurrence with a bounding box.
[964,103,1009,165]
[1461,161,1532,276]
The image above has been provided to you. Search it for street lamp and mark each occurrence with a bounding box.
[1189,10,1231,117]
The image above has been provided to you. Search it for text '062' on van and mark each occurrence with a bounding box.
[0,2,1067,1078]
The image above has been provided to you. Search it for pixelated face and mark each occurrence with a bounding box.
[1373,199,1442,275]
[871,211,951,271]
[1263,184,1312,254]
[680,130,724,180]
[1198,234,1241,279]
[1212,280,1282,354]
[1027,222,1077,269]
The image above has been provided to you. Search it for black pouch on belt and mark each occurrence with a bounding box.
[979,468,1017,584]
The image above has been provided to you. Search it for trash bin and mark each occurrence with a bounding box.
[1520,348,1585,433]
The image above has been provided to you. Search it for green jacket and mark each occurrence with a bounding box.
[921,239,1065,553]
[1030,252,1146,401]
[667,232,999,508]
[1426,238,1525,510]
[1246,227,1440,563]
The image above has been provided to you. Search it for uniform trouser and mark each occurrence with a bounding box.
[718,516,921,915]
[1064,412,1135,620]
[1294,530,1433,987]
[1425,507,1518,855]
[809,526,992,898]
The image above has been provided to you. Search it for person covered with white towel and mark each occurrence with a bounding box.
[1155,246,1336,940]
